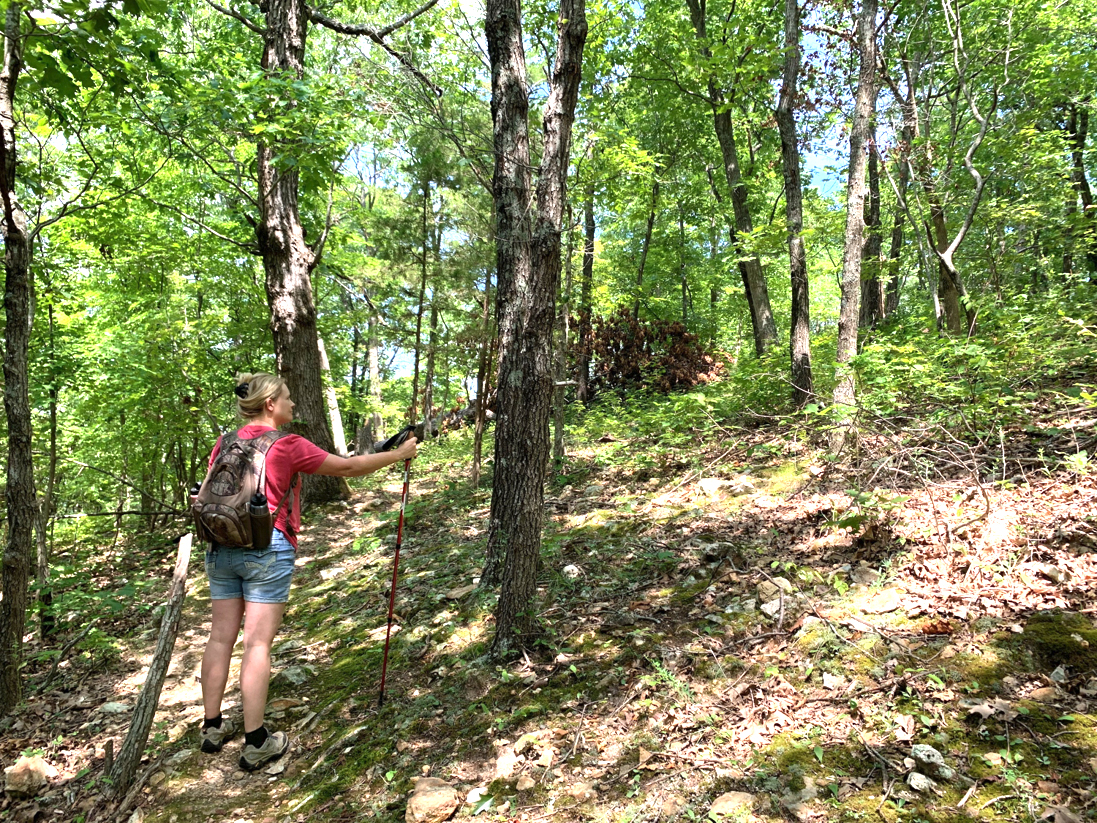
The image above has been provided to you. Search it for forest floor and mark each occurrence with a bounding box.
[4,380,1097,823]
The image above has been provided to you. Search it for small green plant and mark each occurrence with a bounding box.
[824,488,909,536]
[1064,450,1093,475]
[641,660,694,703]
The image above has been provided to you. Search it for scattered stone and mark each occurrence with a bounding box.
[274,639,304,655]
[265,759,287,776]
[273,665,316,687]
[709,791,756,818]
[582,484,604,498]
[562,565,582,580]
[4,756,58,797]
[757,581,780,602]
[494,748,519,780]
[567,781,597,801]
[99,702,131,714]
[910,744,956,782]
[233,770,246,780]
[698,478,729,497]
[772,577,794,593]
[852,565,880,586]
[781,777,818,818]
[661,794,687,818]
[149,772,167,788]
[906,772,937,793]
[320,566,345,580]
[397,741,412,753]
[1051,665,1070,683]
[864,587,905,614]
[1030,687,1059,703]
[444,584,476,600]
[267,698,306,711]
[760,599,783,618]
[822,672,846,691]
[516,774,536,791]
[166,750,196,767]
[406,777,459,823]
[728,476,756,495]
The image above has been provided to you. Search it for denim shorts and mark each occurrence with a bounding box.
[205,529,296,604]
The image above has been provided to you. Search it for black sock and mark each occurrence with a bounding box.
[245,726,269,748]
[203,714,223,730]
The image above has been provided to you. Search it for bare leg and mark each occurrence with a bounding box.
[201,598,245,720]
[240,601,286,733]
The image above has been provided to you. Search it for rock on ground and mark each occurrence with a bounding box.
[406,777,459,823]
[709,791,756,819]
[5,756,59,798]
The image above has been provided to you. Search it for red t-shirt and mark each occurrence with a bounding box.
[207,424,330,549]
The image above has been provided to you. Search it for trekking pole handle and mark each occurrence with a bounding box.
[377,424,417,454]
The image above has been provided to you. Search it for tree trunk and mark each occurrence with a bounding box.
[685,0,777,356]
[368,311,384,443]
[36,302,58,638]
[472,269,493,488]
[486,0,587,659]
[634,177,658,318]
[554,203,575,468]
[317,337,348,455]
[423,297,439,432]
[480,0,534,591]
[775,0,812,408]
[577,178,594,403]
[884,127,911,316]
[0,3,35,715]
[860,141,885,328]
[832,0,876,452]
[257,0,347,504]
[108,535,192,798]
[411,178,430,423]
[1067,104,1097,275]
[678,206,688,322]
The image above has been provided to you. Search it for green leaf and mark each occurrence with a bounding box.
[472,797,494,815]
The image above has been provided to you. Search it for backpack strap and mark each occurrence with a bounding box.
[249,430,297,541]
[271,473,301,539]
[252,429,289,499]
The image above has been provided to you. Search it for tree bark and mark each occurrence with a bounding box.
[257,0,347,504]
[109,535,192,797]
[485,0,587,659]
[0,3,35,715]
[368,311,384,443]
[479,0,534,590]
[1067,104,1097,275]
[832,0,876,452]
[36,303,58,638]
[554,203,575,467]
[685,0,777,356]
[884,127,911,316]
[774,0,812,408]
[577,177,594,403]
[860,141,885,328]
[317,337,348,455]
[423,297,440,431]
[472,268,493,488]
[634,176,658,318]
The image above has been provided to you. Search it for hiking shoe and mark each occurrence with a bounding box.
[200,718,236,754]
[239,731,290,772]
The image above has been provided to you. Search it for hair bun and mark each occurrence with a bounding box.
[234,383,250,399]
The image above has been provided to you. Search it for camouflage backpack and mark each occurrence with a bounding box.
[191,430,298,548]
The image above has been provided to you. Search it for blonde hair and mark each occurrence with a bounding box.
[234,372,287,419]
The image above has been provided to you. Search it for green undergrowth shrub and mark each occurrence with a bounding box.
[853,287,1097,432]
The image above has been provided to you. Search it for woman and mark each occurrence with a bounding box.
[198,372,417,771]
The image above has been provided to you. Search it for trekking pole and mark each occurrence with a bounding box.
[377,425,416,708]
